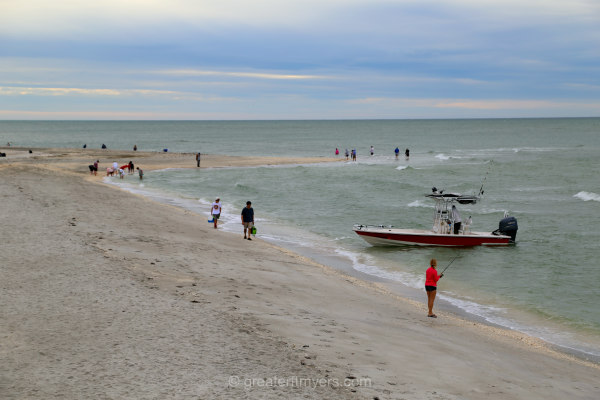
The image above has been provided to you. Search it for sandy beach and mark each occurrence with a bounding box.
[1,148,599,400]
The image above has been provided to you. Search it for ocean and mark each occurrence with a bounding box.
[2,119,600,359]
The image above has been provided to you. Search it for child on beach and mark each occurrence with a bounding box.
[137,167,143,180]
[211,198,222,229]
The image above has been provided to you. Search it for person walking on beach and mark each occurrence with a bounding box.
[335,148,339,156]
[211,198,222,229]
[128,161,134,174]
[370,146,374,156]
[425,258,443,318]
[395,147,399,159]
[241,201,254,240]
[345,149,349,160]
[133,144,137,151]
[196,152,201,167]
[405,148,410,159]
[136,167,144,180]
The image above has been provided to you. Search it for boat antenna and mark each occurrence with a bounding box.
[440,256,459,275]
[478,160,493,197]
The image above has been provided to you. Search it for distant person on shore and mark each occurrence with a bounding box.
[136,167,143,180]
[405,148,410,159]
[345,149,349,160]
[83,144,87,149]
[352,149,357,161]
[425,258,443,318]
[370,146,374,156]
[196,152,201,167]
[335,148,339,156]
[133,144,137,151]
[241,201,254,240]
[102,144,107,149]
[395,147,399,159]
[211,198,222,229]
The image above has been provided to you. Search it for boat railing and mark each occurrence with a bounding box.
[353,224,394,230]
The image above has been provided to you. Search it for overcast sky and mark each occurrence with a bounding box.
[1,0,599,120]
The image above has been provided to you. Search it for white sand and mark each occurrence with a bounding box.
[1,148,598,399]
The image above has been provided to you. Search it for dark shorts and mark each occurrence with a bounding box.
[425,285,437,292]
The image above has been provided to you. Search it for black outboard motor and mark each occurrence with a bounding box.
[493,216,518,243]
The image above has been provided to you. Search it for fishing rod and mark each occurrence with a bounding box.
[440,256,459,276]
[478,160,493,197]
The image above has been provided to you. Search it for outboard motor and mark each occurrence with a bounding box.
[493,216,518,243]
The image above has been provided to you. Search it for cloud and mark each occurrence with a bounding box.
[156,69,325,81]
[0,86,178,97]
[1,1,599,119]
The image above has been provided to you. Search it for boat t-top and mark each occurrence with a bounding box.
[354,187,518,247]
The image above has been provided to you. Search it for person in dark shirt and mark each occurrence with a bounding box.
[241,201,254,240]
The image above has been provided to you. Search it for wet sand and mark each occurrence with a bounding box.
[1,148,598,399]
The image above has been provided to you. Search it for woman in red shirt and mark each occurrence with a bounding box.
[425,258,443,318]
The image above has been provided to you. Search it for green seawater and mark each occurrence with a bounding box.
[3,118,600,358]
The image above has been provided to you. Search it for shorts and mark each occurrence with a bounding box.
[243,222,253,229]
[425,285,437,292]
[212,214,220,220]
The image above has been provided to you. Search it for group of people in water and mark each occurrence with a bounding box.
[335,146,410,160]
[88,160,143,180]
[84,144,138,151]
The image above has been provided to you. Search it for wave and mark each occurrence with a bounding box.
[407,199,433,208]
[574,191,600,202]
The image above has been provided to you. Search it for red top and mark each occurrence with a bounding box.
[425,267,440,287]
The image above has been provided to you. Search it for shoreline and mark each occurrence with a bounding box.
[101,159,600,364]
[2,148,599,399]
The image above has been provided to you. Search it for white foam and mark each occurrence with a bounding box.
[574,191,600,202]
[396,165,408,170]
[407,199,432,208]
[435,153,450,160]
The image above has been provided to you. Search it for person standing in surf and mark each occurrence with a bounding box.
[241,201,254,240]
[425,258,443,318]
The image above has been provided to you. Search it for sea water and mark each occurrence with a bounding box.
[2,119,600,359]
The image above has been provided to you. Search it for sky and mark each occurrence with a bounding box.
[1,0,599,120]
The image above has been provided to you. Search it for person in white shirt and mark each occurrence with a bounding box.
[211,198,222,229]
[451,205,462,234]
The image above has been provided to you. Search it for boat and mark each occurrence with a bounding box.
[354,188,518,247]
